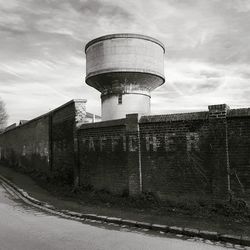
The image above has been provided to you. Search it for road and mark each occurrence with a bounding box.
[0,182,235,250]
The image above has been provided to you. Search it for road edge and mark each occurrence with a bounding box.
[0,174,249,247]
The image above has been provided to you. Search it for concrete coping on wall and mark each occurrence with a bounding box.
[78,118,126,130]
[139,111,209,124]
[228,108,250,118]
[0,99,87,135]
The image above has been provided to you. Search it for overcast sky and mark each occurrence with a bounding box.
[0,0,250,125]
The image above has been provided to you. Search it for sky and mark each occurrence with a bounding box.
[0,0,250,125]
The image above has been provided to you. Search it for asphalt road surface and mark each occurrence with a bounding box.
[0,182,235,250]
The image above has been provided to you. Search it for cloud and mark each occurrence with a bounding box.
[0,0,250,124]
[152,60,250,114]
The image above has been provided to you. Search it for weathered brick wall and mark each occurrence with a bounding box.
[51,100,87,183]
[0,100,87,184]
[228,109,250,197]
[125,114,141,196]
[77,106,250,200]
[0,115,50,173]
[78,119,129,194]
[1,100,250,201]
[51,102,76,182]
[139,112,211,199]
[208,104,230,199]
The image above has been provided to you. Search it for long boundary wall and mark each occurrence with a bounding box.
[1,102,250,201]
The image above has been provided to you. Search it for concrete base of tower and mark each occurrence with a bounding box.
[101,93,150,121]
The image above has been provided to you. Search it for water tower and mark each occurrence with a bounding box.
[85,34,165,121]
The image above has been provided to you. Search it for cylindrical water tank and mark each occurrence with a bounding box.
[85,33,165,121]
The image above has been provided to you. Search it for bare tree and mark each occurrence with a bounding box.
[0,98,8,132]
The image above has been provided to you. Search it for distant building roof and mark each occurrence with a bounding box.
[19,120,29,125]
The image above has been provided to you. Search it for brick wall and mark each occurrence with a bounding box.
[78,113,143,195]
[227,108,250,197]
[139,112,210,200]
[78,118,129,194]
[0,115,50,173]
[208,104,230,199]
[0,99,87,185]
[1,101,250,201]
[77,105,250,200]
[51,100,87,183]
[138,105,250,200]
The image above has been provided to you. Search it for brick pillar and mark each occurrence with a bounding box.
[73,100,87,189]
[125,114,142,196]
[208,104,231,199]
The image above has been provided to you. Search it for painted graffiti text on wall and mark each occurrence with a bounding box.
[81,132,200,152]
